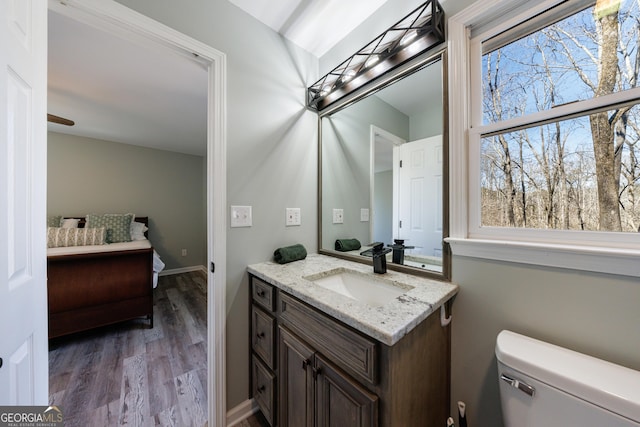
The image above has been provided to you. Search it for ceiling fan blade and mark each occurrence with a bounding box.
[47,114,75,126]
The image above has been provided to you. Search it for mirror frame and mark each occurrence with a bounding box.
[317,47,450,281]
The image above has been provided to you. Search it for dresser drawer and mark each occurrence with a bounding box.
[252,305,276,369]
[252,277,276,312]
[279,292,378,385]
[252,355,276,426]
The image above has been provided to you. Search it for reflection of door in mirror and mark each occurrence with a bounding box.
[394,136,442,269]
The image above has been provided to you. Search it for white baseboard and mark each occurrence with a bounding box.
[226,398,259,427]
[158,265,207,276]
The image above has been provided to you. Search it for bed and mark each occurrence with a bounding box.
[47,216,161,339]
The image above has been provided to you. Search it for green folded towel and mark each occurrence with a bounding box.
[335,238,361,252]
[274,244,307,264]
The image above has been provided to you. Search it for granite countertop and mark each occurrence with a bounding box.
[247,254,459,346]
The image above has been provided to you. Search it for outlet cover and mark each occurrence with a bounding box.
[360,208,370,222]
[286,208,301,226]
[332,208,344,224]
[230,205,252,227]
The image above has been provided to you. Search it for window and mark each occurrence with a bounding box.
[448,0,640,276]
[476,0,640,234]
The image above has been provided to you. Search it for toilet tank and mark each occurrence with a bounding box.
[495,330,640,427]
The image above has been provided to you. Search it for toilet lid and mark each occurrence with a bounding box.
[496,330,640,423]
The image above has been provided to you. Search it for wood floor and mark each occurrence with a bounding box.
[235,411,269,427]
[49,271,209,427]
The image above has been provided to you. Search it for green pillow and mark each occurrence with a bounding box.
[86,213,134,243]
[47,215,62,227]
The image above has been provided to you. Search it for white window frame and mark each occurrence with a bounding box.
[447,0,640,277]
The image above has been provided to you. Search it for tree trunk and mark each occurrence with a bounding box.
[590,10,621,231]
[498,135,517,226]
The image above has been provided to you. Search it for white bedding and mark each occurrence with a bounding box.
[46,239,152,256]
[47,239,166,288]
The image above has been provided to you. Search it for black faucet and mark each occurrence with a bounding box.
[360,242,392,274]
[388,239,415,264]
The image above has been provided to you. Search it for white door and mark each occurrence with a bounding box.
[0,0,49,404]
[395,136,442,256]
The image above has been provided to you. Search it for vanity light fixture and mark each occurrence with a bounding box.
[400,29,419,46]
[364,54,380,68]
[307,0,444,111]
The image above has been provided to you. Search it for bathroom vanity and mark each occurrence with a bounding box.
[248,254,458,427]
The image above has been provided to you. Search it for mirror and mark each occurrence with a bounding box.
[319,50,449,279]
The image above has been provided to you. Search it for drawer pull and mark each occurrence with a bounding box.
[256,331,265,339]
[257,290,266,297]
[257,384,265,393]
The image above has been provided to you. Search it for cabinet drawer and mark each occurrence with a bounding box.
[252,305,276,369]
[252,355,276,426]
[279,292,378,385]
[252,277,276,312]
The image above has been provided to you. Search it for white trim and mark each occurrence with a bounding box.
[447,10,471,240]
[47,1,227,425]
[158,265,207,276]
[207,18,229,427]
[447,237,640,278]
[468,0,564,42]
[226,399,259,427]
[448,0,639,277]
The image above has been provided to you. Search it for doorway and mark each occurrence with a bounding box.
[46,1,227,425]
[370,125,405,245]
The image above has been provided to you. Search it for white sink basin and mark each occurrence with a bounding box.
[304,268,413,307]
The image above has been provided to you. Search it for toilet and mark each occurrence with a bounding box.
[496,330,640,426]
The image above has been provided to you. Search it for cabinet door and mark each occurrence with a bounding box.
[278,326,315,427]
[315,354,378,427]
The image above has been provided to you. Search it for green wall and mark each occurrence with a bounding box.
[48,132,205,271]
[451,257,640,426]
[114,0,319,409]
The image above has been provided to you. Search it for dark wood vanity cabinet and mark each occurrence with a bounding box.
[250,278,277,426]
[279,325,378,427]
[250,274,450,427]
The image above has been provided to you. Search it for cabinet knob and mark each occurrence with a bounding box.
[257,385,265,393]
[302,359,310,370]
[256,332,265,339]
[257,290,266,297]
[312,366,321,380]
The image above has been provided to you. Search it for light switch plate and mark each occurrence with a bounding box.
[360,208,370,222]
[286,208,301,226]
[332,208,344,224]
[230,205,252,227]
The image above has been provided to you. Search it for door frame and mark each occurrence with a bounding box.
[47,1,228,425]
[369,125,405,244]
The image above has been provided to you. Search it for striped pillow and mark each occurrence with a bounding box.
[47,227,106,248]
